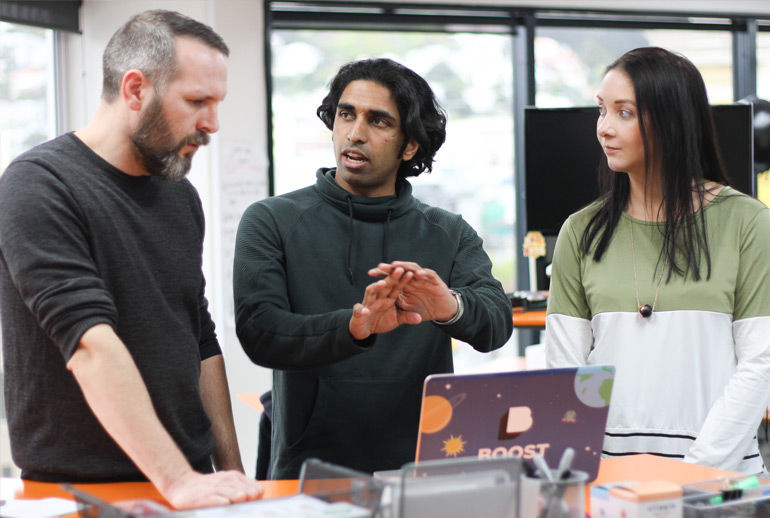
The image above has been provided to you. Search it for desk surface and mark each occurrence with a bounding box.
[0,478,299,508]
[512,308,546,329]
[592,454,739,486]
[0,455,737,514]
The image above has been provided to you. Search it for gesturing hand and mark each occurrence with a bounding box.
[349,266,422,340]
[368,261,458,322]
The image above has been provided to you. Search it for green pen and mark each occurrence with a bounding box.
[708,476,761,505]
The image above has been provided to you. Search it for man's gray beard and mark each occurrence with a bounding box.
[130,97,209,181]
[155,149,194,181]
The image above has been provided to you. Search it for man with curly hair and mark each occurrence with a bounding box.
[234,58,512,478]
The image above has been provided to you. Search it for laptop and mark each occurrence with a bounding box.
[414,365,614,481]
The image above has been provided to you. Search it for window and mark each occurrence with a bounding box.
[756,28,770,205]
[535,27,734,107]
[271,30,517,292]
[0,21,57,173]
[758,30,770,101]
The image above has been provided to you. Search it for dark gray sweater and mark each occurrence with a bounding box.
[234,168,513,478]
[0,133,219,481]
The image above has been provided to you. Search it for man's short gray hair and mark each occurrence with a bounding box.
[101,10,229,101]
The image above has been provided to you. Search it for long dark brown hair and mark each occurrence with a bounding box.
[580,47,731,281]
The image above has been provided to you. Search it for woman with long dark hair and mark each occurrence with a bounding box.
[545,47,770,474]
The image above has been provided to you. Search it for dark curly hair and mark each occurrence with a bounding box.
[317,58,447,178]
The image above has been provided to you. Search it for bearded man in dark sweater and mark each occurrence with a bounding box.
[0,10,262,509]
[234,58,514,479]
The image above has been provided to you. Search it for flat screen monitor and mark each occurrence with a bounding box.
[524,104,755,235]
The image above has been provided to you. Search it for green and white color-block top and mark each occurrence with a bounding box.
[545,187,770,474]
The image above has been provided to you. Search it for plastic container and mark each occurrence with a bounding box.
[681,475,770,518]
[376,456,522,518]
[520,469,588,518]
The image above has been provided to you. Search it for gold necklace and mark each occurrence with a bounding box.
[629,221,667,318]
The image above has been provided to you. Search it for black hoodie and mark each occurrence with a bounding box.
[234,168,513,478]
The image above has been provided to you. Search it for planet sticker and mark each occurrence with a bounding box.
[574,366,614,408]
[419,393,467,434]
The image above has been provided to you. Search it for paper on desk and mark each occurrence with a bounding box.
[0,497,80,518]
[180,494,371,517]
[0,493,371,518]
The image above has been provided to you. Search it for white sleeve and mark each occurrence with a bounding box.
[544,215,594,367]
[684,316,770,472]
[685,206,770,472]
[545,313,593,367]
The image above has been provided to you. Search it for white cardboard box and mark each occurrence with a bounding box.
[591,480,682,518]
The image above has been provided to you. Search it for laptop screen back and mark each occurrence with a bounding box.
[415,365,614,481]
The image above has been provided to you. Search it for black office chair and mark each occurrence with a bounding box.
[256,390,273,480]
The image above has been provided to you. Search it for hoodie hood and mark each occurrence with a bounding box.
[314,168,417,283]
[314,168,416,222]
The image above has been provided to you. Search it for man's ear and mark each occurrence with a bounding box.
[401,139,419,161]
[121,69,150,112]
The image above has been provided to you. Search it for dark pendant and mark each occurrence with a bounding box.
[639,304,653,317]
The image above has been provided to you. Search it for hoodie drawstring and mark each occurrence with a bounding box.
[346,195,355,285]
[383,208,392,263]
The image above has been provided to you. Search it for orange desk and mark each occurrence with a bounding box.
[593,454,738,487]
[0,478,299,510]
[512,308,546,329]
[0,456,738,515]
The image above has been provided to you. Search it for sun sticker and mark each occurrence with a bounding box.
[441,434,467,457]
